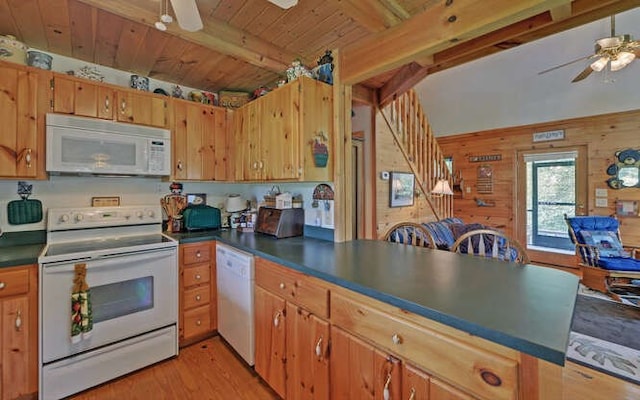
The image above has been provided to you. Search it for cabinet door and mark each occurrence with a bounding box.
[53,75,114,119]
[330,326,401,400]
[254,286,287,398]
[431,378,476,400]
[260,85,299,180]
[203,107,228,181]
[115,90,167,127]
[232,100,261,181]
[2,296,30,400]
[403,363,430,400]
[286,303,330,400]
[0,64,39,178]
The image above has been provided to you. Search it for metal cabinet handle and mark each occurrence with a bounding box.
[195,274,201,280]
[391,333,402,345]
[15,310,22,331]
[177,160,184,171]
[120,98,126,114]
[0,282,5,290]
[258,160,264,169]
[279,282,285,289]
[195,295,201,301]
[315,336,323,357]
[196,251,201,258]
[105,96,110,112]
[408,387,416,400]
[273,311,281,327]
[25,148,32,168]
[383,373,391,400]
[196,320,202,326]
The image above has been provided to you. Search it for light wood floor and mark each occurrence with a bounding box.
[68,336,640,400]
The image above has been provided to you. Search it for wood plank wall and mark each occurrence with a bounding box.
[375,111,438,238]
[437,109,640,248]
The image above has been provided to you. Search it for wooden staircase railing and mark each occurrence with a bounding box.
[380,89,453,220]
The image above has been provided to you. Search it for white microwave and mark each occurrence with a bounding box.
[46,114,171,176]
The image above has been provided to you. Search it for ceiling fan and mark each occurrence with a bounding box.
[154,0,297,32]
[539,15,640,83]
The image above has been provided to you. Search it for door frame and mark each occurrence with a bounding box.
[515,145,588,268]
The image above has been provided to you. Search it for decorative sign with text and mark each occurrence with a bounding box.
[469,154,502,163]
[532,129,565,142]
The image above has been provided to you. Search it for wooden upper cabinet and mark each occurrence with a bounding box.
[0,62,47,179]
[172,99,228,181]
[52,74,114,119]
[115,89,168,128]
[231,76,333,182]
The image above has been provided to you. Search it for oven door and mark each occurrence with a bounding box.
[40,247,177,364]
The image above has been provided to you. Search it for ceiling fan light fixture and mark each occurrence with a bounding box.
[160,14,173,24]
[155,21,167,31]
[590,56,609,72]
[267,0,298,9]
[610,52,636,71]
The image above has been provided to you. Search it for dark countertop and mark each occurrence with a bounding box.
[170,229,579,366]
[0,231,46,268]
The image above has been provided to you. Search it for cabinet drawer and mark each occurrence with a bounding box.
[183,305,211,338]
[331,292,518,400]
[182,243,212,265]
[183,285,211,309]
[255,258,329,318]
[0,268,29,298]
[183,264,211,287]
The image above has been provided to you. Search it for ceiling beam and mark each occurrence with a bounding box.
[330,0,406,32]
[378,62,429,107]
[340,0,572,84]
[428,0,640,74]
[75,0,297,73]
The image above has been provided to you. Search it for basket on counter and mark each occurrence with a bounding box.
[263,186,281,208]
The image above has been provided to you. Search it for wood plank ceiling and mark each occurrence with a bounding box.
[0,0,637,103]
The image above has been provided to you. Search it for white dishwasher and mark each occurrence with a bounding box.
[216,243,255,366]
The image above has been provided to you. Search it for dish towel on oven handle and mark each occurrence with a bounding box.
[71,263,93,343]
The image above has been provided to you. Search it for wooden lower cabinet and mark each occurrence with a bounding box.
[0,264,37,400]
[179,241,217,346]
[254,286,287,398]
[330,326,401,400]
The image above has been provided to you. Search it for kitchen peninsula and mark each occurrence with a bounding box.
[172,230,579,400]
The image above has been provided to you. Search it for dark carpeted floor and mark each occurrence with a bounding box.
[571,294,640,350]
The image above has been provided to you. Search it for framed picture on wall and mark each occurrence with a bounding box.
[389,172,415,207]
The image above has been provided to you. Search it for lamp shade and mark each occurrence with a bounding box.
[431,179,453,196]
[225,194,246,212]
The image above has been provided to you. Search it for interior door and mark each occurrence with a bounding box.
[516,146,587,267]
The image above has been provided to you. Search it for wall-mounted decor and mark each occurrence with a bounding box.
[389,172,415,207]
[616,200,639,217]
[476,165,493,194]
[606,149,640,189]
[532,129,565,142]
[469,154,502,162]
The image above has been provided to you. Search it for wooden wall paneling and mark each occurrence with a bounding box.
[0,1,19,38]
[130,29,170,77]
[69,1,97,61]
[114,20,148,73]
[39,0,73,55]
[437,109,640,263]
[8,0,48,50]
[94,11,126,67]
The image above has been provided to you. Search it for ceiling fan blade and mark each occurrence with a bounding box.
[571,65,595,83]
[169,0,203,32]
[538,54,593,75]
[267,0,298,9]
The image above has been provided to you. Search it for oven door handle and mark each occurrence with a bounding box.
[41,248,175,271]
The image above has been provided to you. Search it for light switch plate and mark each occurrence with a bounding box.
[595,198,608,207]
[595,188,607,197]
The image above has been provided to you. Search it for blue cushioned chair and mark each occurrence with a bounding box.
[565,215,640,296]
[422,217,463,250]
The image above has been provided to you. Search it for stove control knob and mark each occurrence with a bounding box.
[59,214,69,223]
[75,214,84,222]
[136,211,144,219]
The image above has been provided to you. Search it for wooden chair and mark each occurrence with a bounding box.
[383,222,436,249]
[451,229,530,264]
[565,215,640,298]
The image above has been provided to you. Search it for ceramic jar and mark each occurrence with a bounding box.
[130,75,149,91]
[0,34,27,65]
[27,50,52,70]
